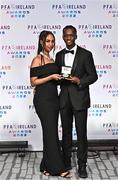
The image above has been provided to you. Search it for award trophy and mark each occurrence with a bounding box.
[61,66,72,78]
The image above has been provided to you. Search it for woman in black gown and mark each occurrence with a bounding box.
[30,31,71,178]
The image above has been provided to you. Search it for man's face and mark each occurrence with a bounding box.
[63,28,77,49]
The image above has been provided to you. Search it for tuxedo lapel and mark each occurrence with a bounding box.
[71,46,80,75]
[61,49,66,66]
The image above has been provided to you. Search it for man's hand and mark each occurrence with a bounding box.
[50,74,62,81]
[65,76,80,85]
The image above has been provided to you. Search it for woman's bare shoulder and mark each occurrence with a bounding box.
[31,55,41,68]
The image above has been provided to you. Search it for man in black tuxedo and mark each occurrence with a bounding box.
[55,25,98,178]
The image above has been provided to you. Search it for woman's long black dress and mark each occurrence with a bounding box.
[30,63,66,175]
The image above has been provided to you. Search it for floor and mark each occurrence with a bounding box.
[0,148,118,180]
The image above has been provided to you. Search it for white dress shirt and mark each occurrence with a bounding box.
[65,45,77,67]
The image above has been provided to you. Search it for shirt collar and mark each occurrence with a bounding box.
[66,45,77,53]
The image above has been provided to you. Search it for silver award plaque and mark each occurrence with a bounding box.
[61,66,72,78]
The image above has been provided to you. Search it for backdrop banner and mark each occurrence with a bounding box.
[0,0,118,150]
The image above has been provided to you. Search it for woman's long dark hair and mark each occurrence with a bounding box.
[37,30,55,55]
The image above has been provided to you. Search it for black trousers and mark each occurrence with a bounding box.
[34,99,66,175]
[60,98,88,167]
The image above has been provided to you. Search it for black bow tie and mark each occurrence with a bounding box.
[65,50,74,54]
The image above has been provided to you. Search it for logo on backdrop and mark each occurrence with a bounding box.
[55,44,63,51]
[0,105,12,118]
[29,105,36,114]
[0,25,10,35]
[0,4,35,18]
[103,123,118,135]
[1,44,35,59]
[29,105,35,110]
[0,65,11,78]
[88,104,112,117]
[103,84,118,97]
[95,64,112,78]
[27,24,61,35]
[2,85,33,98]
[103,3,118,17]
[51,3,86,18]
[78,24,112,38]
[3,123,36,137]
[59,104,112,140]
[103,44,118,58]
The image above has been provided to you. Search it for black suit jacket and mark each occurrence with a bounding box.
[55,46,98,110]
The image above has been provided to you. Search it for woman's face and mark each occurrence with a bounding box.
[43,34,55,53]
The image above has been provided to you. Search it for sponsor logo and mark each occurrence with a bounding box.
[27,24,61,35]
[0,65,11,78]
[3,123,36,137]
[103,44,118,58]
[103,3,118,17]
[1,45,35,59]
[78,24,112,38]
[103,122,118,135]
[96,64,112,78]
[2,85,33,98]
[0,105,12,118]
[103,84,118,97]
[1,4,35,18]
[51,3,86,18]
[88,104,111,117]
[0,25,10,35]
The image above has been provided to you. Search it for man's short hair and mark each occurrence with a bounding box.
[63,25,77,35]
